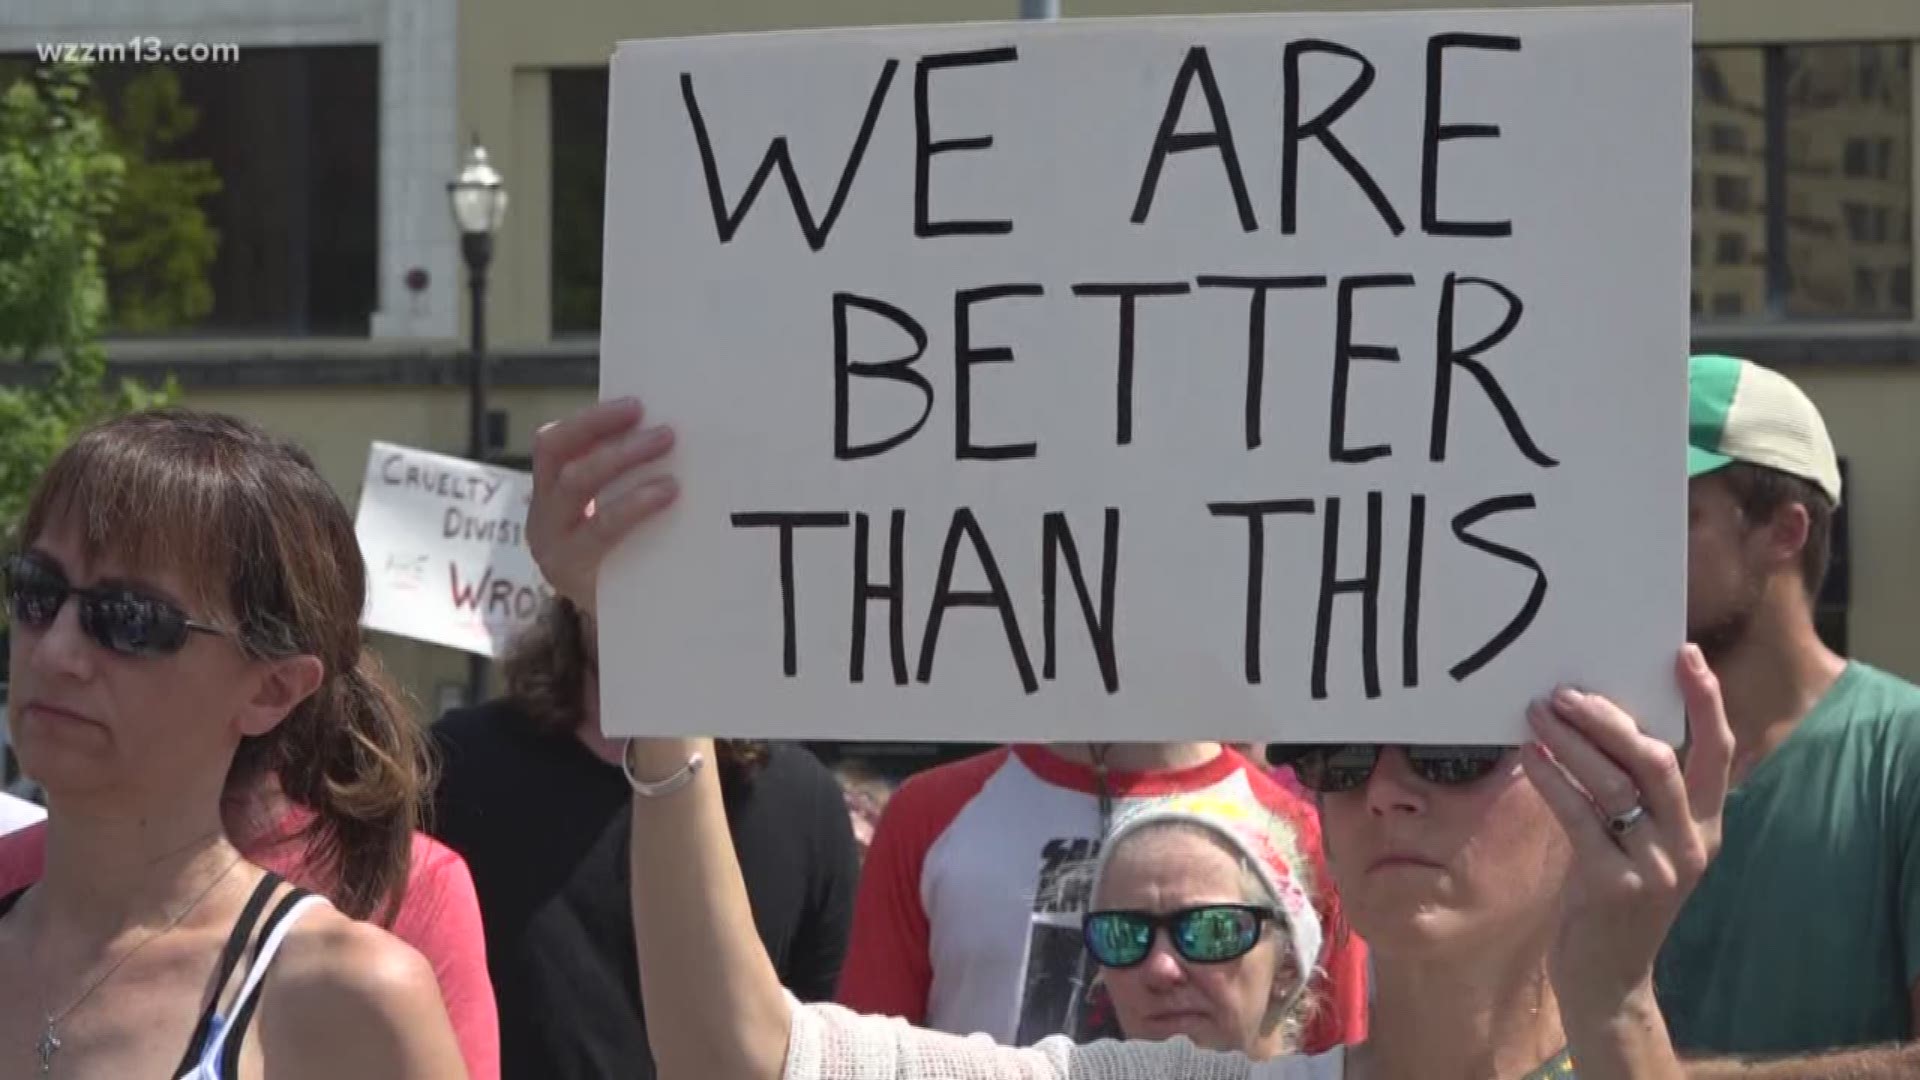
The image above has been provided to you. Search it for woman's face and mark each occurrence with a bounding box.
[5,522,279,806]
[1317,748,1569,959]
[1090,826,1297,1057]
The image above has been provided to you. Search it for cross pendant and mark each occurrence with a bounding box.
[35,1023,60,1076]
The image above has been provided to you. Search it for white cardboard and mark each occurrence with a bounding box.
[355,442,549,658]
[596,6,1692,745]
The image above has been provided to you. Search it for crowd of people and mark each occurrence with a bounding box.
[0,352,1913,1079]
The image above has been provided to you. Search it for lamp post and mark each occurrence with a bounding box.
[448,137,508,705]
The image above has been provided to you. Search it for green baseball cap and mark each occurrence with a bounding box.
[1689,354,1842,505]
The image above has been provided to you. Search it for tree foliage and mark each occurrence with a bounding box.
[98,65,221,332]
[0,62,177,542]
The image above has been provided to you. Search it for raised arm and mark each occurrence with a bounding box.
[624,736,795,1079]
[526,400,788,1080]
[526,399,1270,1080]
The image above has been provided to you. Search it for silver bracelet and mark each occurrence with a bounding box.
[622,739,706,798]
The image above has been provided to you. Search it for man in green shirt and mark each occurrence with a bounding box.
[1655,354,1920,1078]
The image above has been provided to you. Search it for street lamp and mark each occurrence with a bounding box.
[449,136,508,705]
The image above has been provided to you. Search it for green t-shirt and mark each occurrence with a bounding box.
[1655,661,1920,1054]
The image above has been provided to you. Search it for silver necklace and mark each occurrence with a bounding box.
[34,854,244,1077]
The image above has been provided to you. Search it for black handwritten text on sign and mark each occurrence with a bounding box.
[598,9,1692,744]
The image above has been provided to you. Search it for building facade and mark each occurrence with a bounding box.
[2,0,1916,741]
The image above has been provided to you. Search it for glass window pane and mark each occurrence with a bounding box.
[1692,48,1769,321]
[1,49,380,336]
[1,48,378,335]
[551,68,610,336]
[305,47,380,335]
[124,46,377,335]
[1782,43,1912,319]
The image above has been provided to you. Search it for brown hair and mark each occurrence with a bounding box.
[17,409,431,922]
[501,596,769,797]
[1714,461,1835,601]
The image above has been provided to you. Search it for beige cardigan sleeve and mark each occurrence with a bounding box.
[782,997,1263,1080]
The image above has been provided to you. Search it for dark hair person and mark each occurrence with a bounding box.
[0,410,466,1078]
[527,397,1741,1080]
[494,596,776,795]
[429,591,860,1080]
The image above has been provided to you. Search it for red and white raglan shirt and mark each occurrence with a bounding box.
[835,745,1368,1053]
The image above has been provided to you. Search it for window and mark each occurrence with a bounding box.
[1844,138,1871,177]
[120,48,377,335]
[1713,175,1753,212]
[551,67,610,336]
[1693,43,1913,321]
[1843,136,1898,179]
[1845,202,1873,242]
[1716,232,1747,264]
[1,48,379,335]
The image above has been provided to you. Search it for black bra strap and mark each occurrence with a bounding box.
[216,886,316,1078]
[172,871,286,1077]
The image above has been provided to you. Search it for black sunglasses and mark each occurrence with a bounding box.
[1083,904,1279,969]
[3,552,229,659]
[1274,744,1511,794]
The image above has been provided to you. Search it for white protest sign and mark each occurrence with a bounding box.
[598,6,1691,745]
[354,442,550,657]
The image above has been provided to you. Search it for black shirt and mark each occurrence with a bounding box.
[429,701,861,1080]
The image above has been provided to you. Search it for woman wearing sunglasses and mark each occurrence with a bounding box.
[528,398,1735,1080]
[0,411,467,1078]
[1080,791,1321,1059]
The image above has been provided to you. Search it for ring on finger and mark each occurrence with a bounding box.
[1606,803,1649,838]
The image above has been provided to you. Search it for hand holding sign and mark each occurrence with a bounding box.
[527,398,680,617]
[1523,645,1733,1028]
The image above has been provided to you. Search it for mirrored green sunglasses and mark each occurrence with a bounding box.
[1082,904,1278,968]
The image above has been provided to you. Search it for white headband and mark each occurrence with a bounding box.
[1089,793,1324,991]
